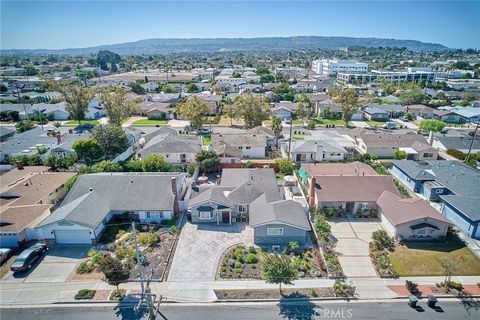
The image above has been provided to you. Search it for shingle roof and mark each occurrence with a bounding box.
[139,129,201,156]
[301,162,378,177]
[0,204,51,233]
[314,175,400,202]
[377,191,450,226]
[249,194,310,230]
[439,195,480,222]
[38,172,182,229]
[359,133,428,148]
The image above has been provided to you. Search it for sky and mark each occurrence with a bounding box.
[1,0,479,50]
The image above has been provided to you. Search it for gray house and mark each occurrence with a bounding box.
[187,168,311,250]
[363,106,390,121]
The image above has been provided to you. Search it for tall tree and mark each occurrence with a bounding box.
[92,124,130,158]
[72,137,104,164]
[261,254,297,293]
[270,116,283,147]
[176,95,209,130]
[55,80,96,125]
[100,87,140,126]
[233,94,271,129]
[295,94,314,126]
[334,89,359,127]
[99,255,130,294]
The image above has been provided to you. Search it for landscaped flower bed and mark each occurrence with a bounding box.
[354,208,378,219]
[217,244,327,280]
[369,230,398,278]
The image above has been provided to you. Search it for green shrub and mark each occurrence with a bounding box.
[234,261,242,268]
[109,289,126,301]
[75,289,96,300]
[235,268,243,274]
[115,246,134,260]
[371,230,394,251]
[446,281,463,291]
[170,225,180,234]
[248,246,256,254]
[76,260,95,274]
[115,229,126,239]
[310,289,318,297]
[87,249,98,257]
[405,280,418,294]
[138,231,160,246]
[246,253,257,264]
[332,280,355,297]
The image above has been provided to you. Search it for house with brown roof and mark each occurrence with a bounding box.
[349,132,433,159]
[0,167,75,247]
[377,191,451,240]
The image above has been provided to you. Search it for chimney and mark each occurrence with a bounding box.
[428,131,434,145]
[15,161,24,170]
[56,132,61,145]
[308,176,316,208]
[171,177,179,215]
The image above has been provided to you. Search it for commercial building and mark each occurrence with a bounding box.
[311,59,368,75]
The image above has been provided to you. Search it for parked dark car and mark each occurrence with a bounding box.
[0,248,12,265]
[10,243,47,272]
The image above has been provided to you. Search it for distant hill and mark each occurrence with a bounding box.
[1,36,449,55]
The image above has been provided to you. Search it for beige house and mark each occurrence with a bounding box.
[377,191,450,240]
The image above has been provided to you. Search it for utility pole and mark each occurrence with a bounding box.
[465,118,480,165]
[132,222,145,295]
[287,118,293,160]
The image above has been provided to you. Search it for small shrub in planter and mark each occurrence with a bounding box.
[169,226,180,234]
[311,289,318,297]
[87,249,98,257]
[440,281,463,291]
[228,259,236,267]
[235,268,243,274]
[234,261,242,268]
[332,280,355,297]
[298,271,305,278]
[246,253,257,264]
[314,270,322,277]
[75,289,96,300]
[405,280,419,294]
[221,266,226,272]
[76,260,95,274]
[115,229,126,239]
[248,246,256,254]
[236,254,244,263]
[109,289,126,301]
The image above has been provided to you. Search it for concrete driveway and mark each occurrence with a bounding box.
[168,222,253,282]
[329,217,384,278]
[1,245,89,284]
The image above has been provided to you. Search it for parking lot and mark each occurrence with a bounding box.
[1,245,89,283]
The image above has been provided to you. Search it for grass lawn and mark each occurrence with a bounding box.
[131,119,169,126]
[202,135,211,146]
[63,120,99,126]
[292,119,303,125]
[390,239,480,276]
[317,119,346,127]
[365,120,385,128]
[292,134,305,140]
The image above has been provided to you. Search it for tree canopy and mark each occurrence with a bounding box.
[419,119,446,132]
[100,87,141,126]
[195,150,220,173]
[261,254,297,292]
[72,138,104,164]
[233,94,271,129]
[92,124,130,158]
[176,95,209,130]
[334,88,359,126]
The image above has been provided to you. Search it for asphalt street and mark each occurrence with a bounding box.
[1,300,479,320]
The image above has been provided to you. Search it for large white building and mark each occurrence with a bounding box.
[312,59,368,75]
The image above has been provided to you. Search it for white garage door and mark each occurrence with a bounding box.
[54,230,91,244]
[0,234,19,247]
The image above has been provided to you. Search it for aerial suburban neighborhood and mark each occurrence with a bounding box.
[0,1,479,319]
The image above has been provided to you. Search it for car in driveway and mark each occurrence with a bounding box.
[10,243,47,272]
[0,248,12,265]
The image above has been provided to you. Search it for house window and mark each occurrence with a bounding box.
[199,211,213,219]
[423,153,433,158]
[238,205,247,213]
[146,211,151,218]
[435,189,443,194]
[267,228,284,236]
[416,228,427,235]
[272,245,281,252]
[159,212,164,219]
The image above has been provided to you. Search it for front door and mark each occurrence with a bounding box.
[346,202,355,214]
[222,211,229,223]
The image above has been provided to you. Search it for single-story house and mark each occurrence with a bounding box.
[405,105,435,119]
[0,127,57,162]
[211,132,267,162]
[187,168,311,250]
[372,104,404,118]
[392,160,480,239]
[377,191,451,240]
[281,140,347,162]
[36,172,186,244]
[272,101,298,120]
[350,132,432,159]
[137,128,201,163]
[363,106,390,121]
[308,174,400,213]
[0,168,75,247]
[399,140,438,161]
[432,135,480,154]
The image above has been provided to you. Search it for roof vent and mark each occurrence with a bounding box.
[89,188,93,192]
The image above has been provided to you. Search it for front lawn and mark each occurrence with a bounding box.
[292,134,305,140]
[131,119,169,126]
[63,120,99,126]
[389,239,480,276]
[365,120,385,128]
[317,119,346,127]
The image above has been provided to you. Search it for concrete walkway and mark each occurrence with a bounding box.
[121,116,145,127]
